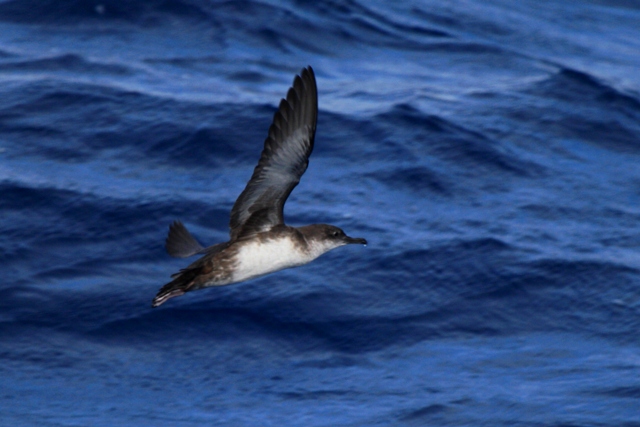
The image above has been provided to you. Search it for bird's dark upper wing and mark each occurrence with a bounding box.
[229,66,318,240]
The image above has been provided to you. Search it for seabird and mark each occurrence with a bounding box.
[152,66,367,307]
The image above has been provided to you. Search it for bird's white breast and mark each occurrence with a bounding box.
[232,237,312,283]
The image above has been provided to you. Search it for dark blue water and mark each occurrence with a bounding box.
[2,0,640,425]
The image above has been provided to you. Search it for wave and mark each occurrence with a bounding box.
[0,0,209,25]
[371,165,451,196]
[539,67,640,109]
[0,53,133,76]
[0,0,453,55]
[372,104,545,178]
[0,77,276,167]
[526,67,640,153]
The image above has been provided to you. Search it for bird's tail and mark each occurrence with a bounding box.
[152,271,197,308]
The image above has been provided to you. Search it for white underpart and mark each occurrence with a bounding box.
[232,237,344,283]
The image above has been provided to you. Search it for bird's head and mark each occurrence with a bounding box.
[300,224,367,258]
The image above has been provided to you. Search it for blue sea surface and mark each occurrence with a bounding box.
[1,0,640,425]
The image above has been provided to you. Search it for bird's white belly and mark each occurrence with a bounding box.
[232,238,310,283]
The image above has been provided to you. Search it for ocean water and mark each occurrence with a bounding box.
[1,0,640,425]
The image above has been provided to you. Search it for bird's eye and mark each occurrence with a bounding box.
[332,230,340,237]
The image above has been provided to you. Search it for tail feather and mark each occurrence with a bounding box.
[166,220,205,258]
[152,272,198,308]
[154,237,223,308]
[151,287,186,308]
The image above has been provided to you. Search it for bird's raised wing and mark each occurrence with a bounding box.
[229,66,318,240]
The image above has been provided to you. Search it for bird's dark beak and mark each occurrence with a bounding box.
[345,236,367,245]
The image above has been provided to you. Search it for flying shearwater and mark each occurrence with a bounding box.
[152,66,367,307]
